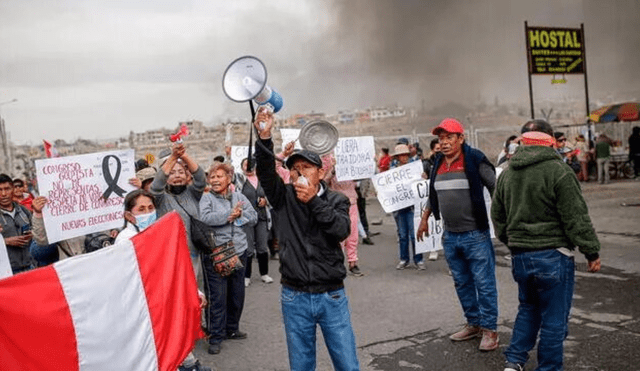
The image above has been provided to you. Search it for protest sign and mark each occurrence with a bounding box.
[279,128,302,152]
[0,238,12,280]
[35,149,136,243]
[412,180,443,254]
[372,161,424,213]
[334,136,376,182]
[230,146,249,173]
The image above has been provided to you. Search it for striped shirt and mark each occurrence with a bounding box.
[429,153,495,232]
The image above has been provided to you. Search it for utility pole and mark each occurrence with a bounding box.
[0,99,18,174]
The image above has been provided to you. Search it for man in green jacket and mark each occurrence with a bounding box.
[491,119,601,371]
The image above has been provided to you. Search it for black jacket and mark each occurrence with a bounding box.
[255,138,351,292]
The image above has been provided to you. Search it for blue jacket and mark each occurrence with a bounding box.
[428,143,494,231]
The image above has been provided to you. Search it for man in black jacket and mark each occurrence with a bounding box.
[254,108,360,371]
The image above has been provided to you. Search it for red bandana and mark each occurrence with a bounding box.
[521,132,555,147]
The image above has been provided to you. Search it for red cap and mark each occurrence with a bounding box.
[432,118,464,135]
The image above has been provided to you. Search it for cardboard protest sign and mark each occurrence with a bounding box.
[334,136,376,182]
[0,237,12,280]
[35,149,136,243]
[372,161,424,213]
[230,146,249,173]
[279,128,302,152]
[412,180,443,254]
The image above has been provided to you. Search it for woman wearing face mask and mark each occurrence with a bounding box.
[199,162,257,356]
[115,189,158,244]
[115,189,211,371]
[150,143,207,279]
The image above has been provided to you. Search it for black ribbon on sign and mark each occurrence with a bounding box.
[101,155,127,200]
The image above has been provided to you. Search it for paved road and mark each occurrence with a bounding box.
[195,179,640,371]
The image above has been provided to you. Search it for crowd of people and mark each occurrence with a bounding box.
[2,115,638,371]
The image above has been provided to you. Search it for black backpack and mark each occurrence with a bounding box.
[84,232,115,253]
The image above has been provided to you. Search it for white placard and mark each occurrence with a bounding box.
[334,136,376,182]
[412,180,443,254]
[35,149,136,243]
[371,161,424,213]
[279,128,302,152]
[231,146,249,173]
[0,237,12,280]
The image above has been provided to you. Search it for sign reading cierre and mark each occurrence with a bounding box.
[526,26,585,75]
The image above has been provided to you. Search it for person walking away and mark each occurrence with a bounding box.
[199,162,257,355]
[595,133,614,184]
[253,107,360,371]
[491,119,601,371]
[391,144,425,270]
[629,126,640,179]
[416,118,499,352]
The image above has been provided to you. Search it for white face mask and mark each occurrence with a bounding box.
[135,211,157,230]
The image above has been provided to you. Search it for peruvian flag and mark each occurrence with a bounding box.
[43,139,59,158]
[0,212,203,370]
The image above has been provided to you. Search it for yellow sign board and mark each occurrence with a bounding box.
[526,26,585,75]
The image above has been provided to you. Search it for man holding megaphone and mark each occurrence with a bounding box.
[252,108,361,371]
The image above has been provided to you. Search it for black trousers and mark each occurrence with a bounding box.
[201,250,247,344]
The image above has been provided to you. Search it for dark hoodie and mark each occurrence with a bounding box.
[491,145,600,260]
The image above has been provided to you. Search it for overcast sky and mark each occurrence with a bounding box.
[1,0,638,145]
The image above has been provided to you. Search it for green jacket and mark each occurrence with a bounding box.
[491,145,600,260]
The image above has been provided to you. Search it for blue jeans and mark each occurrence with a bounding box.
[442,229,498,330]
[281,286,360,371]
[201,251,248,344]
[505,249,575,371]
[393,208,423,263]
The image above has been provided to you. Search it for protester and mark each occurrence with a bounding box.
[115,189,211,371]
[595,133,614,184]
[491,119,601,371]
[378,147,391,172]
[575,134,591,181]
[355,179,375,245]
[199,161,257,355]
[236,157,274,286]
[391,143,425,270]
[129,166,157,191]
[254,108,360,371]
[12,178,34,211]
[416,118,498,351]
[423,138,441,177]
[323,153,364,277]
[497,143,519,172]
[0,174,35,274]
[629,126,640,179]
[497,135,518,165]
[27,196,60,267]
[150,143,206,278]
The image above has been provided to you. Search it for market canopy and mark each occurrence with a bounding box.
[589,102,640,123]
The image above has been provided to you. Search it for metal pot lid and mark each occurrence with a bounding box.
[298,120,339,155]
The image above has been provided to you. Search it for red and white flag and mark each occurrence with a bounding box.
[43,139,59,158]
[0,212,202,370]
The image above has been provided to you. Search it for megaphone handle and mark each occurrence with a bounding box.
[247,101,256,170]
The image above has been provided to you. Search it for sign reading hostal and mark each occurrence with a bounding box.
[526,26,585,75]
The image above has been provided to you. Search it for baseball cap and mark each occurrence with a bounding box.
[432,118,464,135]
[136,167,157,183]
[285,149,323,169]
[397,137,410,145]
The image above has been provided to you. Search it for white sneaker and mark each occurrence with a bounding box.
[428,251,438,261]
[396,260,408,270]
[261,275,274,284]
[244,278,251,287]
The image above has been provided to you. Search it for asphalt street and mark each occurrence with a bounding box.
[194,179,640,371]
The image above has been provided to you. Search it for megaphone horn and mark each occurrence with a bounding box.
[222,56,267,102]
